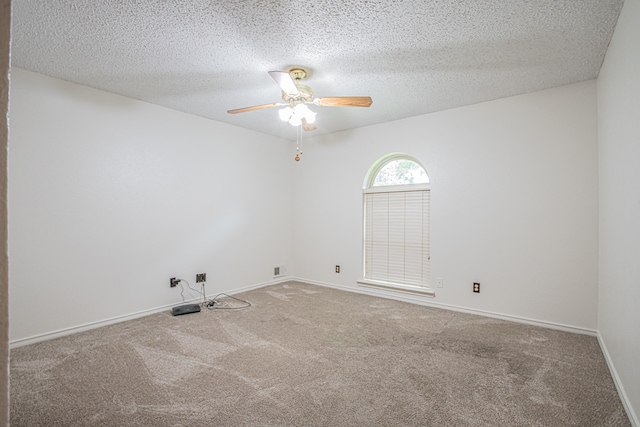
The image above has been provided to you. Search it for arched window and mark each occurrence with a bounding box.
[361,154,433,295]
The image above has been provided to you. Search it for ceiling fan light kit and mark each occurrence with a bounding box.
[279,103,317,126]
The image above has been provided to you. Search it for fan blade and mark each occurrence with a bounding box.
[269,71,299,96]
[314,97,372,107]
[227,103,283,114]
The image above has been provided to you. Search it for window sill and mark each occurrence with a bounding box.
[357,279,436,297]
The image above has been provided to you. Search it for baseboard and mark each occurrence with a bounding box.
[12,276,632,424]
[9,276,291,348]
[597,332,639,427]
[292,277,597,337]
[12,275,596,347]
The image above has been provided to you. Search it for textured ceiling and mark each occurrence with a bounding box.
[11,0,624,140]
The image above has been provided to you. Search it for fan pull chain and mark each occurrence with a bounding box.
[299,126,303,156]
[295,123,303,161]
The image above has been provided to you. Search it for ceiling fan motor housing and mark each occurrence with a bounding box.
[280,68,313,103]
[282,84,313,103]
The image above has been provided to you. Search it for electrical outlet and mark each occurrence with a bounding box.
[196,273,206,283]
[170,277,179,288]
[473,282,480,293]
[335,265,340,273]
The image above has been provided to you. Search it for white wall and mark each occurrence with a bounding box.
[9,68,602,339]
[293,81,599,330]
[9,68,294,342]
[597,0,640,423]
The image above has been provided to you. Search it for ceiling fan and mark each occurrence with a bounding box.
[227,68,373,132]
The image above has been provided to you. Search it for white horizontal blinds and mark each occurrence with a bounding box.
[364,189,430,286]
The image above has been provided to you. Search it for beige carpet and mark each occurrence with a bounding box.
[10,281,630,426]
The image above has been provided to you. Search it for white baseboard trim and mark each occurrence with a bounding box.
[12,276,632,424]
[292,277,597,336]
[11,275,596,347]
[9,276,291,348]
[597,332,638,427]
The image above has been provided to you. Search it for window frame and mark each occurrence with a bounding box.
[359,154,434,297]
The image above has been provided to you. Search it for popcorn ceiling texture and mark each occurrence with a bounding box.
[11,0,624,139]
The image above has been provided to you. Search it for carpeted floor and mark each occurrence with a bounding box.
[10,281,630,426]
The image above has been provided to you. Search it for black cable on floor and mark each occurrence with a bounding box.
[205,293,251,310]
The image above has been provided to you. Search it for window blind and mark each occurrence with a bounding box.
[364,188,430,287]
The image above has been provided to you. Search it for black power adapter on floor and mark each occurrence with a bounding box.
[171,304,201,316]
